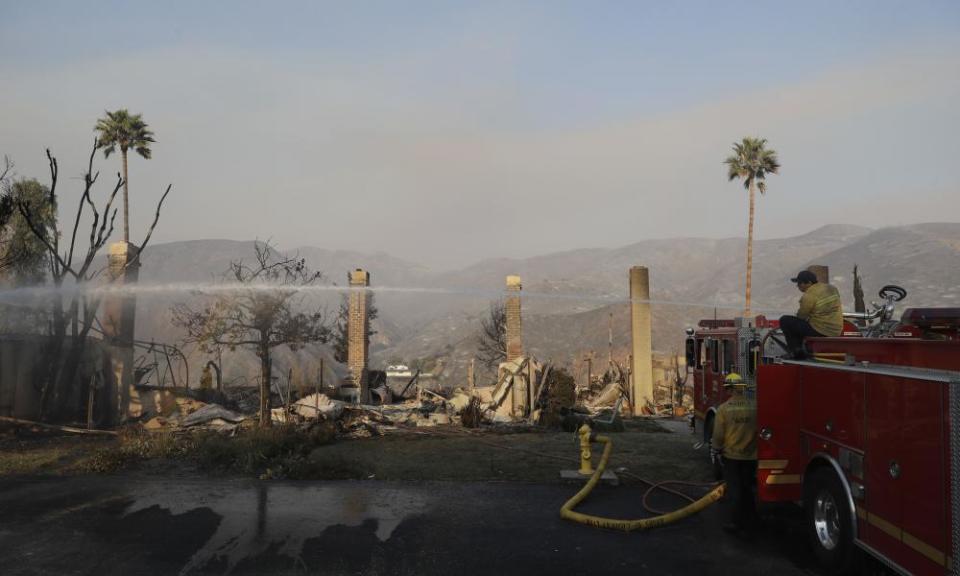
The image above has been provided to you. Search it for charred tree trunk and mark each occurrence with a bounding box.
[39,282,67,420]
[48,296,101,422]
[853,265,866,326]
[258,340,272,428]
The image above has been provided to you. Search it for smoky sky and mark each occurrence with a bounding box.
[2,1,959,269]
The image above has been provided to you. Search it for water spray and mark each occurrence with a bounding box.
[0,281,795,315]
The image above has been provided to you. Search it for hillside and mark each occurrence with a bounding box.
[130,223,960,389]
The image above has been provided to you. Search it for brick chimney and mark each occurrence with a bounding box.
[347,269,371,401]
[505,275,522,362]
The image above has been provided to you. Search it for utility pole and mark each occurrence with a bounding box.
[586,354,593,390]
[608,313,614,365]
[467,357,475,392]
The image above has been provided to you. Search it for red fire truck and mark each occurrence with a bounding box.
[686,285,959,575]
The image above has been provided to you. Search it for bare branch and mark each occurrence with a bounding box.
[67,140,99,269]
[476,300,507,369]
[0,155,12,184]
[94,177,123,248]
[126,183,170,270]
[15,201,71,276]
[171,242,329,427]
[74,178,121,281]
[44,149,61,264]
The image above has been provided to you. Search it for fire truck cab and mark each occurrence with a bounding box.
[687,287,959,575]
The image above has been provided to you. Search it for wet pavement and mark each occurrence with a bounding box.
[0,475,823,576]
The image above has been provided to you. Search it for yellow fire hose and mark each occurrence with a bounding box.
[560,431,726,531]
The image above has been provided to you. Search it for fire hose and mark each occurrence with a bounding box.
[560,428,726,531]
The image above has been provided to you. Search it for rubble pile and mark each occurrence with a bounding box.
[180,404,247,432]
[288,357,619,434]
[139,392,249,433]
[130,354,663,440]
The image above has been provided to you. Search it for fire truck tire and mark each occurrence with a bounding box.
[804,467,854,574]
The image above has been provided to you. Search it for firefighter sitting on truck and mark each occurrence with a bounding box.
[711,372,758,534]
[778,269,843,359]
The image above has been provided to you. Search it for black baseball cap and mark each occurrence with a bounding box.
[791,270,818,284]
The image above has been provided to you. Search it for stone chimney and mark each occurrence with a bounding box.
[347,269,371,402]
[808,264,830,285]
[102,241,140,423]
[505,275,522,362]
[102,242,140,342]
[629,266,653,414]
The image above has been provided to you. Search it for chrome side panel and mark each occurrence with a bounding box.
[854,541,911,576]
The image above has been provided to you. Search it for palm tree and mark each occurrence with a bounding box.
[94,110,155,243]
[724,137,780,316]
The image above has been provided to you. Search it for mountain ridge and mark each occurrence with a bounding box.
[134,222,960,388]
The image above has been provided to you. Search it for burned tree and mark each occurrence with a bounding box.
[14,142,170,420]
[476,300,507,369]
[172,243,331,427]
[853,264,866,324]
[669,353,689,409]
[0,156,15,240]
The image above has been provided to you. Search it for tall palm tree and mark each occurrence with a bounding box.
[724,137,780,316]
[94,110,155,243]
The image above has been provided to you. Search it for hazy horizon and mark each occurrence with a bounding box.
[148,221,951,272]
[2,1,958,268]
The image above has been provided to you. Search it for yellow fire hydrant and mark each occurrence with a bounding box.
[578,423,593,475]
[561,422,727,531]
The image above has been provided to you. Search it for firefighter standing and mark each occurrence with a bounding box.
[711,372,758,533]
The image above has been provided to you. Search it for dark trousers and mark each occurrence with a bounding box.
[722,457,758,529]
[779,315,824,356]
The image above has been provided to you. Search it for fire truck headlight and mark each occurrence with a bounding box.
[759,428,772,441]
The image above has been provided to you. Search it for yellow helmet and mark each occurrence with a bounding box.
[724,373,745,387]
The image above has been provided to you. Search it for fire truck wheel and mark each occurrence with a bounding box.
[804,467,854,574]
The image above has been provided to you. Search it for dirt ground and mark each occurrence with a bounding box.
[302,418,713,484]
[0,419,835,575]
[0,418,714,488]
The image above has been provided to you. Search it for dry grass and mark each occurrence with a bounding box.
[0,428,114,476]
[0,418,707,486]
[72,422,337,477]
[77,427,196,473]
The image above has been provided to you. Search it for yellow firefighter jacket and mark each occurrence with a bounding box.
[711,392,757,461]
[797,282,843,337]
